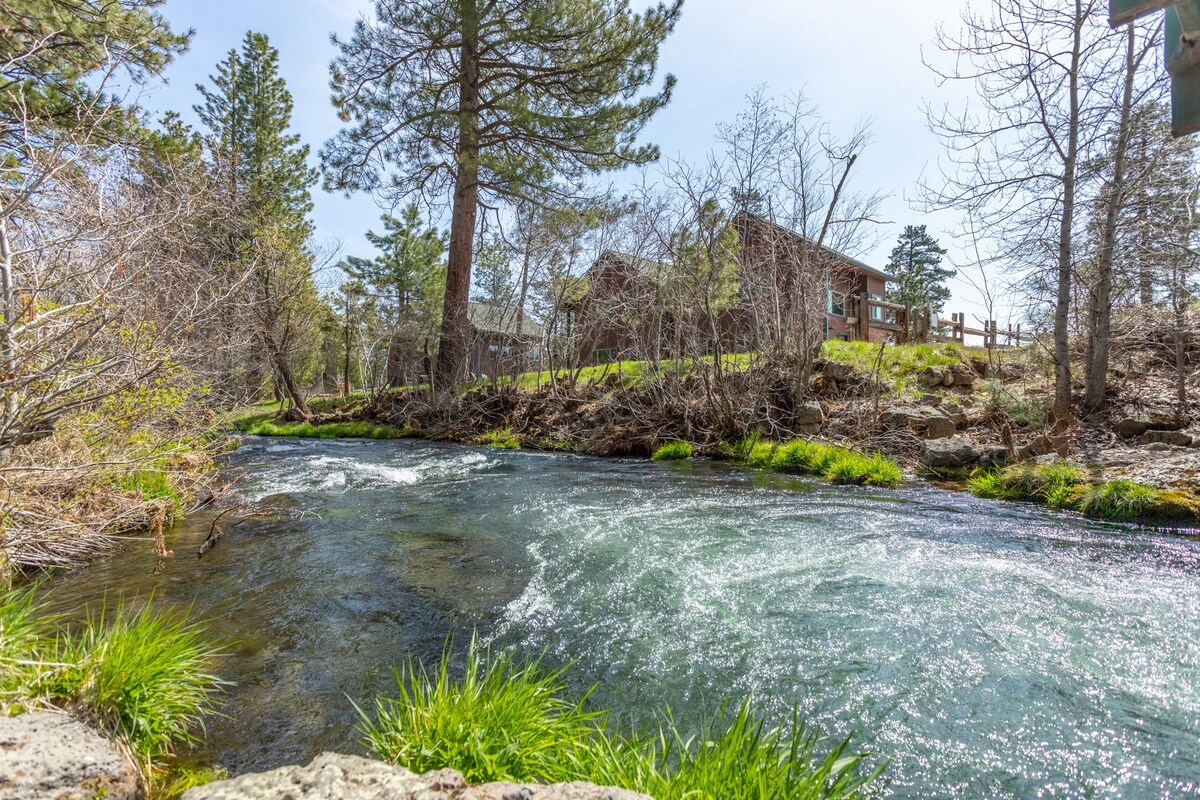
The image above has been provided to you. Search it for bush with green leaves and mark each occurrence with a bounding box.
[652,441,694,461]
[361,640,883,800]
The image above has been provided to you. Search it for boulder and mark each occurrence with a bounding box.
[940,401,968,428]
[1139,430,1193,447]
[879,405,957,439]
[969,357,991,378]
[0,712,138,800]
[823,361,856,382]
[977,444,1013,469]
[995,363,1025,382]
[794,401,824,435]
[920,366,947,387]
[947,364,978,388]
[919,393,942,406]
[1116,413,1189,438]
[182,753,651,800]
[921,437,979,469]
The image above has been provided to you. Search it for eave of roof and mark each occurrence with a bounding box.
[738,213,895,282]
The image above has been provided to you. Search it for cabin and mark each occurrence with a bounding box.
[466,302,544,379]
[570,213,895,363]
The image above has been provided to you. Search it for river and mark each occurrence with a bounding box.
[45,437,1200,798]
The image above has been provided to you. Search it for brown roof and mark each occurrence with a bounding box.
[467,303,544,338]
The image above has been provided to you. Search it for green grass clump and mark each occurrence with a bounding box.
[968,464,1200,525]
[1,588,223,771]
[361,640,882,800]
[480,427,521,449]
[652,441,694,461]
[968,461,1085,504]
[240,419,405,439]
[739,438,904,489]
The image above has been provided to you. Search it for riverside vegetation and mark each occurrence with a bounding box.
[0,585,883,800]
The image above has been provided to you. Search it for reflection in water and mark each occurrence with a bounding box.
[46,437,1200,798]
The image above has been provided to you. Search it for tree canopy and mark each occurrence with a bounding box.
[885,225,952,338]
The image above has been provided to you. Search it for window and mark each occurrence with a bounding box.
[488,344,499,357]
[871,293,884,321]
[827,289,845,317]
[501,346,513,359]
[529,346,543,363]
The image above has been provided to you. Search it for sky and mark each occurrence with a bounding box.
[140,0,1016,326]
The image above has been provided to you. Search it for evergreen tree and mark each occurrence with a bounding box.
[195,31,316,234]
[195,31,319,413]
[346,205,446,314]
[344,205,446,386]
[885,225,952,340]
[323,0,682,389]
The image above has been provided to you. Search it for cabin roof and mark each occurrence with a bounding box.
[467,302,544,338]
[736,213,894,282]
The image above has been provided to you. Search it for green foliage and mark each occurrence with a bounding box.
[240,419,406,440]
[196,31,316,234]
[885,225,953,338]
[737,438,905,489]
[967,464,1200,525]
[344,204,446,329]
[149,765,228,800]
[979,379,1050,427]
[480,427,521,449]
[1,589,222,769]
[324,0,682,203]
[361,640,882,800]
[820,340,985,396]
[1,0,189,150]
[652,441,694,461]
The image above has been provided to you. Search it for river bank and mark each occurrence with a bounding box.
[231,341,1200,529]
[31,437,1200,798]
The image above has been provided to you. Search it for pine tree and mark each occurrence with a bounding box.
[344,205,446,386]
[885,225,952,341]
[323,0,682,389]
[195,31,316,234]
[195,31,319,413]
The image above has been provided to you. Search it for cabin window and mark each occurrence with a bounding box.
[871,293,884,321]
[827,289,845,317]
[595,348,616,364]
[488,344,499,357]
[529,346,543,363]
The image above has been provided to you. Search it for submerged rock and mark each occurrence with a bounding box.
[0,711,138,800]
[182,752,651,800]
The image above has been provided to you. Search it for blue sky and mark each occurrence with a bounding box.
[141,0,1015,322]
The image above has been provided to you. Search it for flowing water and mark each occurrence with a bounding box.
[45,437,1200,798]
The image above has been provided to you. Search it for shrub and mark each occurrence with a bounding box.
[362,640,883,800]
[480,427,521,449]
[652,441,694,461]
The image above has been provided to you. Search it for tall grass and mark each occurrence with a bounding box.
[362,640,883,800]
[733,437,904,489]
[480,427,521,449]
[241,419,406,439]
[0,588,223,770]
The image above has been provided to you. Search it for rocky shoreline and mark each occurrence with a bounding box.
[0,712,644,800]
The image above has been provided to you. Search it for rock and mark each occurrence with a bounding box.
[879,405,957,439]
[0,712,138,800]
[920,393,942,406]
[1140,430,1193,447]
[969,357,991,378]
[921,436,979,469]
[182,753,651,800]
[1017,433,1062,460]
[794,401,824,431]
[995,363,1025,382]
[977,444,1013,469]
[823,361,856,382]
[922,415,957,439]
[948,364,978,389]
[1116,413,1189,438]
[940,401,968,428]
[920,366,947,387]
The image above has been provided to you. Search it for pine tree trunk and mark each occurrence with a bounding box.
[433,0,480,391]
[1083,24,1137,415]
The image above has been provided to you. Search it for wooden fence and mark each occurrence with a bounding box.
[847,292,1022,348]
